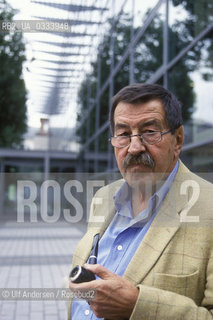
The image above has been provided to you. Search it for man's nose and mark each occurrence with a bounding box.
[127,135,146,154]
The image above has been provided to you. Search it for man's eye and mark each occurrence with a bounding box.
[143,130,156,134]
[117,132,129,136]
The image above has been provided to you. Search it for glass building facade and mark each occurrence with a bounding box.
[76,0,213,174]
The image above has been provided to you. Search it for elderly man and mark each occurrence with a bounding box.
[68,84,213,319]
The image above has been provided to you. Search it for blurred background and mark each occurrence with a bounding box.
[0,0,212,175]
[0,1,212,319]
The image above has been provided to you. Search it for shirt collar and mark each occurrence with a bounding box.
[155,160,179,207]
[114,181,131,213]
[114,161,179,222]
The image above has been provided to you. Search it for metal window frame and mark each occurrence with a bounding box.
[77,0,213,172]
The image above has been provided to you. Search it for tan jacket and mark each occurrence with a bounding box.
[68,161,213,319]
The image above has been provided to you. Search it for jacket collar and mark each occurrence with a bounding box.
[123,160,190,284]
[73,160,190,280]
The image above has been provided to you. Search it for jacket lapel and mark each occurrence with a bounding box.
[74,162,190,281]
[72,186,118,266]
[123,161,189,284]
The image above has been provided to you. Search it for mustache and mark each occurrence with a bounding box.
[123,152,155,170]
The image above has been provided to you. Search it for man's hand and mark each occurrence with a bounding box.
[69,264,139,320]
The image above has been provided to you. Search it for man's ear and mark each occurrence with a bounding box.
[174,125,184,158]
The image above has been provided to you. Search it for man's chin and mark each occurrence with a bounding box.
[125,164,153,174]
[124,166,154,186]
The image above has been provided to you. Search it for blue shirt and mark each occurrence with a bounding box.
[72,162,179,319]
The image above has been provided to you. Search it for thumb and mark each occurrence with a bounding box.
[83,264,116,280]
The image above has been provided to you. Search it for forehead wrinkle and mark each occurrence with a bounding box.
[114,101,167,132]
[114,118,164,132]
[114,122,130,130]
[139,119,163,129]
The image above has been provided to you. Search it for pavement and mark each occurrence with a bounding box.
[0,220,87,320]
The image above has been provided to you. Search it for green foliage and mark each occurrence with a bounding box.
[171,0,213,71]
[0,0,27,147]
[76,14,132,148]
[172,0,213,31]
[77,3,210,150]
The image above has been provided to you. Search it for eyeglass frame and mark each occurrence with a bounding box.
[109,129,171,148]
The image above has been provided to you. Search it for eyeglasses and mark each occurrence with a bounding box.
[109,130,171,148]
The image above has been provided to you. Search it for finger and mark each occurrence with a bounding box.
[83,264,118,280]
[69,278,97,290]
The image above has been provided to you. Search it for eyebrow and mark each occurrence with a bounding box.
[114,123,130,130]
[114,119,163,131]
[139,119,163,129]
